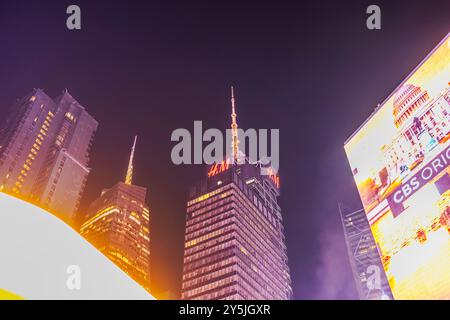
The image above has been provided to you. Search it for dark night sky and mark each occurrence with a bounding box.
[0,0,448,299]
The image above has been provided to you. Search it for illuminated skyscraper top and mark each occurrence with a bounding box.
[81,136,151,291]
[181,90,291,300]
[230,86,239,163]
[125,136,137,185]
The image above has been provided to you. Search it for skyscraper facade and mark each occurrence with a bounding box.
[0,89,97,223]
[0,89,57,197]
[182,163,292,300]
[181,88,292,300]
[80,137,151,291]
[339,204,393,300]
[32,90,98,223]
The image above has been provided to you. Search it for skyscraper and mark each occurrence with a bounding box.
[32,90,98,223]
[0,89,57,197]
[339,203,393,300]
[80,137,151,291]
[181,89,292,300]
[0,89,97,224]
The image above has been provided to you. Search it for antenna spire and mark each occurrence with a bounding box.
[230,86,239,163]
[125,135,137,185]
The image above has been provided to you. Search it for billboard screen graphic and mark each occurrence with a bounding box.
[345,34,450,299]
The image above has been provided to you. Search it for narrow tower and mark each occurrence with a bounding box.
[125,135,137,185]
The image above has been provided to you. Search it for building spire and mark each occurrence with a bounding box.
[125,136,137,185]
[230,86,239,163]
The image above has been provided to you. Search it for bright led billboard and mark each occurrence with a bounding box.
[345,33,450,299]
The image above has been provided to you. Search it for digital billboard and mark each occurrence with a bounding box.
[345,34,450,299]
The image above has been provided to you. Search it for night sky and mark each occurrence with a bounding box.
[0,0,449,299]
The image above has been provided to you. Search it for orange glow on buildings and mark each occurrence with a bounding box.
[79,138,151,292]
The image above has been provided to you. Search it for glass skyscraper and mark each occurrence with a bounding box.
[182,88,291,300]
[182,163,292,300]
[0,89,97,224]
[80,137,151,291]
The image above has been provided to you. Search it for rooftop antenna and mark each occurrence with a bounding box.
[125,135,137,185]
[230,86,239,163]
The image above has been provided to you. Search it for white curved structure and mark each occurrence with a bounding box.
[0,192,154,300]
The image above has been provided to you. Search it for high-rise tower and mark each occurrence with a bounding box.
[181,89,292,300]
[0,89,97,224]
[32,90,98,223]
[0,89,57,197]
[80,137,151,291]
